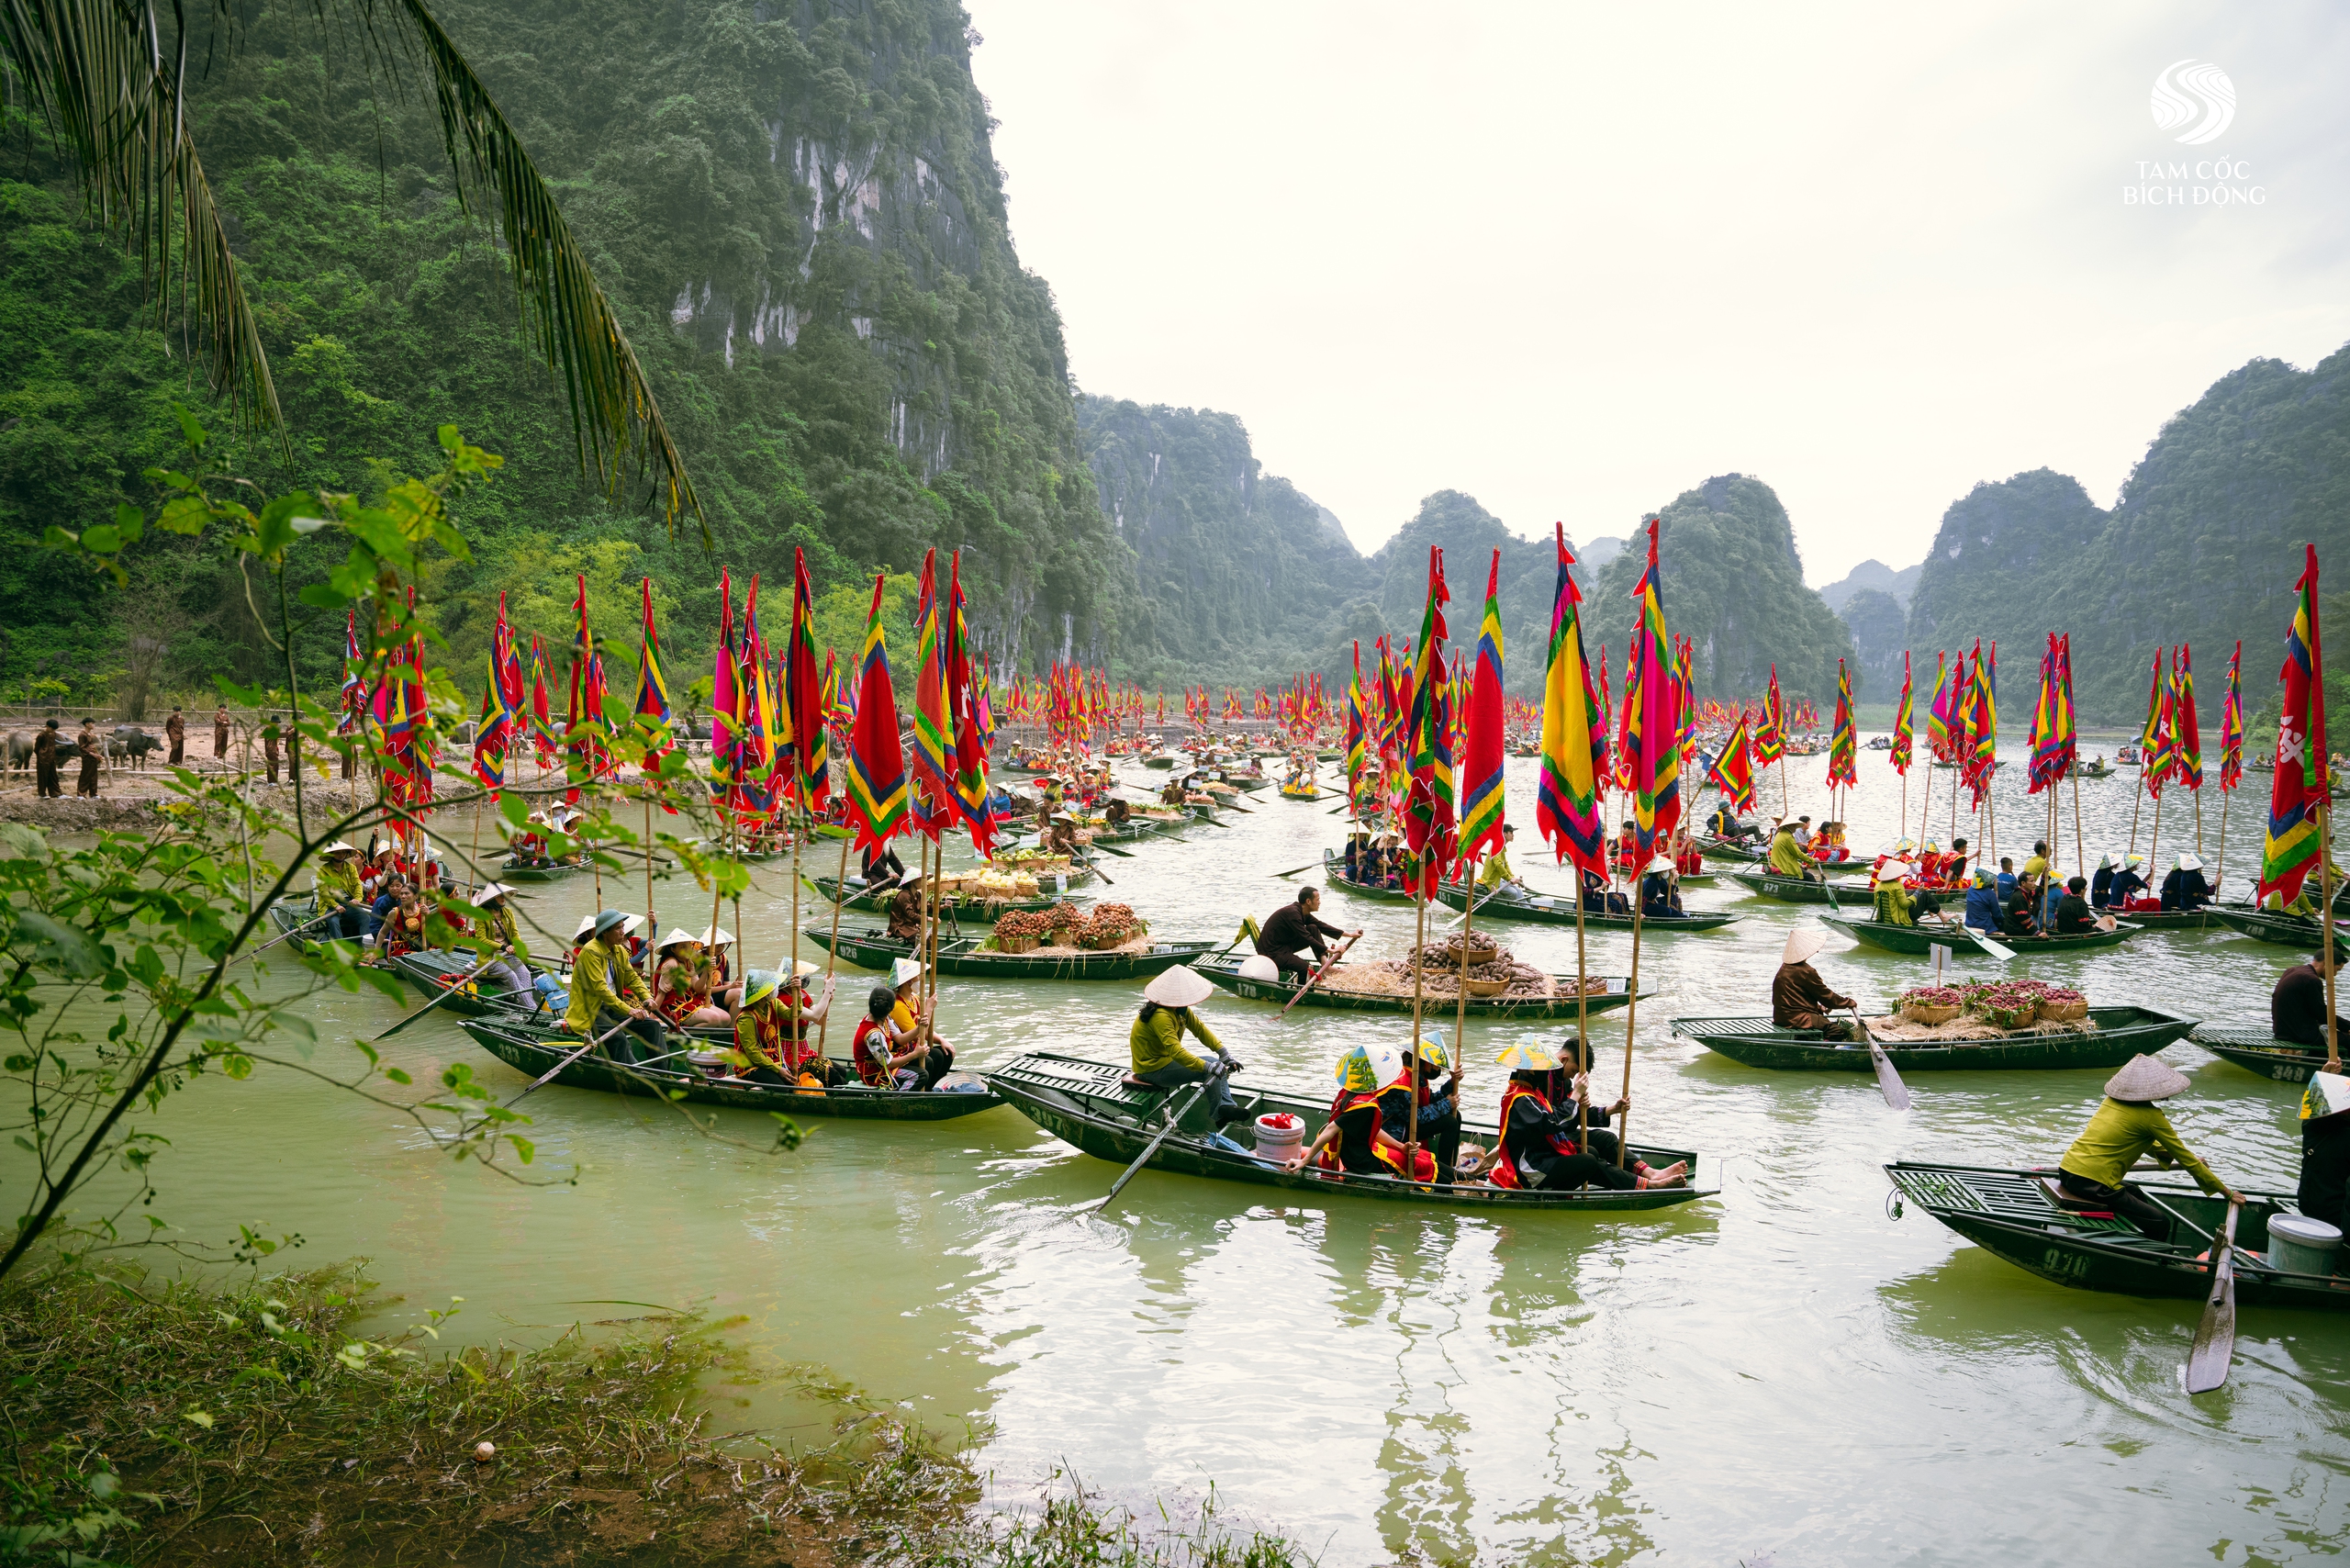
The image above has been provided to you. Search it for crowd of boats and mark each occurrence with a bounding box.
[268,729,2349,1394]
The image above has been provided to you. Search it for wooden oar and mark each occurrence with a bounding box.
[374,958,501,1040]
[1096,1081,1209,1214]
[2185,1199,2244,1394]
[1086,839,1136,858]
[1280,932,1361,1016]
[227,918,321,969]
[1270,859,1323,879]
[500,1015,653,1107]
[1847,1006,1911,1110]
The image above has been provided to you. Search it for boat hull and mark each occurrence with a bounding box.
[806,927,1219,980]
[2191,1025,2333,1082]
[462,1021,1002,1118]
[2209,905,2350,949]
[986,1052,1707,1210]
[1885,1163,2348,1308]
[1192,955,1641,1017]
[1675,1007,2195,1071]
[1433,881,1734,932]
[1821,915,2134,956]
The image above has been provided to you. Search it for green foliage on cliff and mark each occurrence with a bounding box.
[1904,345,2350,722]
[0,0,1122,706]
[1592,475,1855,706]
[1078,398,1369,687]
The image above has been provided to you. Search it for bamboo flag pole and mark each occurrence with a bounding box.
[1915,751,1933,851]
[1617,881,1647,1170]
[1573,879,1591,1173]
[818,829,852,1056]
[643,793,658,972]
[2149,789,2164,880]
[1453,849,1477,1141]
[1406,883,1427,1183]
[2217,787,2231,894]
[2325,795,2340,1072]
[2127,765,2148,857]
[2071,770,2086,885]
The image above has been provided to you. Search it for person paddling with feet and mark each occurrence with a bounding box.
[1461,1039,1684,1191]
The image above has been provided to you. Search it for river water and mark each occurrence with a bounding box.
[86,740,2350,1565]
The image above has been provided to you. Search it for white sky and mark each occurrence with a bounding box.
[962,1,2350,586]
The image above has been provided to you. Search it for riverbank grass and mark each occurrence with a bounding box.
[1,1266,1306,1566]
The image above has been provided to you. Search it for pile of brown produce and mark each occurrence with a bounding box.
[1410,932,1501,970]
[995,900,1090,941]
[1072,902,1147,946]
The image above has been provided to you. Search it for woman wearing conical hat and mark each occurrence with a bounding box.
[2056,1055,2244,1240]
[1772,928,1854,1041]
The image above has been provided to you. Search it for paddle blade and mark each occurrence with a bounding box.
[2185,1203,2242,1394]
[1866,1038,1912,1110]
[1965,926,2020,962]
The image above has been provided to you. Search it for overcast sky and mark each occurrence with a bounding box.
[962,1,2350,586]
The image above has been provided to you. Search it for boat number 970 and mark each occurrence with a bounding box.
[2042,1248,2090,1278]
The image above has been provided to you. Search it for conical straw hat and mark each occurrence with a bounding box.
[2104,1054,2190,1103]
[1781,928,1828,966]
[1142,965,1214,1009]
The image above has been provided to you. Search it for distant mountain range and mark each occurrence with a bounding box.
[1819,559,1922,612]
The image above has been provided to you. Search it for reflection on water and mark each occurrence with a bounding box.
[33,743,2350,1563]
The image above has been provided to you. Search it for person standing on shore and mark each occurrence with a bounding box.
[165,706,185,766]
[213,705,230,760]
[261,714,281,784]
[74,720,102,797]
[33,721,62,798]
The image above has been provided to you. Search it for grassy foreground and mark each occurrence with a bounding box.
[0,1266,1306,1566]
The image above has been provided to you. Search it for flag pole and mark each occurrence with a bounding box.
[2071,770,2085,885]
[1407,883,1427,1183]
[1573,880,1591,1175]
[2127,766,2147,858]
[2148,790,2163,882]
[1454,850,1477,1147]
[2217,787,2231,895]
[819,829,851,1055]
[2326,794,2340,1072]
[1617,890,1644,1170]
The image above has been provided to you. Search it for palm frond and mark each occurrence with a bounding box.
[1,0,284,438]
[388,0,704,543]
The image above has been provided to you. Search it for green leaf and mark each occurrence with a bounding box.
[156,495,210,536]
[385,1067,411,1085]
[0,823,50,866]
[183,1409,214,1429]
[509,1136,534,1165]
[12,912,104,977]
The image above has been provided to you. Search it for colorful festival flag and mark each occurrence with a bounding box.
[1889,651,1913,776]
[1925,651,1953,763]
[2259,546,2329,905]
[1458,550,1507,864]
[1536,525,1609,875]
[2220,640,2244,791]
[1623,520,1682,856]
[911,550,956,840]
[2173,644,2202,790]
[1708,712,1756,816]
[787,548,829,812]
[847,573,909,853]
[1754,664,1785,766]
[945,554,995,854]
[1402,546,1456,897]
[1826,659,1856,790]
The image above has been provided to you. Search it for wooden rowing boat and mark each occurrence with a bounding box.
[1432,880,1737,932]
[984,1051,1709,1210]
[1819,914,2136,956]
[1278,782,1321,801]
[498,857,588,883]
[1676,1007,2193,1071]
[1729,869,1843,903]
[1192,953,1643,1017]
[1885,1162,2347,1309]
[1142,756,1175,769]
[2208,904,2350,949]
[1695,835,1765,862]
[2190,1025,2338,1083]
[802,875,1080,920]
[806,926,1222,980]
[459,1018,1002,1119]
[1321,852,1416,903]
[2108,908,2211,931]
[380,949,559,1020]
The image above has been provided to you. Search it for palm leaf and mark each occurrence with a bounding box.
[387,0,702,543]
[1,0,704,540]
[1,0,283,436]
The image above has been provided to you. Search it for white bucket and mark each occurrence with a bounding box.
[1253,1112,1305,1163]
[2267,1214,2343,1276]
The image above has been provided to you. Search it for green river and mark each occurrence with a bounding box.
[79,745,2350,1564]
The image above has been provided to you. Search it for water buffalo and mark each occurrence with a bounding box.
[3,732,31,775]
[108,726,162,769]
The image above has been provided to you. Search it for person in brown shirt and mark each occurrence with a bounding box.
[886,883,926,943]
[1772,927,1853,1040]
[261,714,280,784]
[165,706,185,765]
[74,721,102,797]
[32,721,62,798]
[213,706,229,759]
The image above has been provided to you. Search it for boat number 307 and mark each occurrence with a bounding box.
[2041,1248,2091,1279]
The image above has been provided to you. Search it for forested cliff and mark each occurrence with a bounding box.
[1903,343,2350,721]
[0,0,1127,700]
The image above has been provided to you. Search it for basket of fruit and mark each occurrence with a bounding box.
[1895,984,1963,1026]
